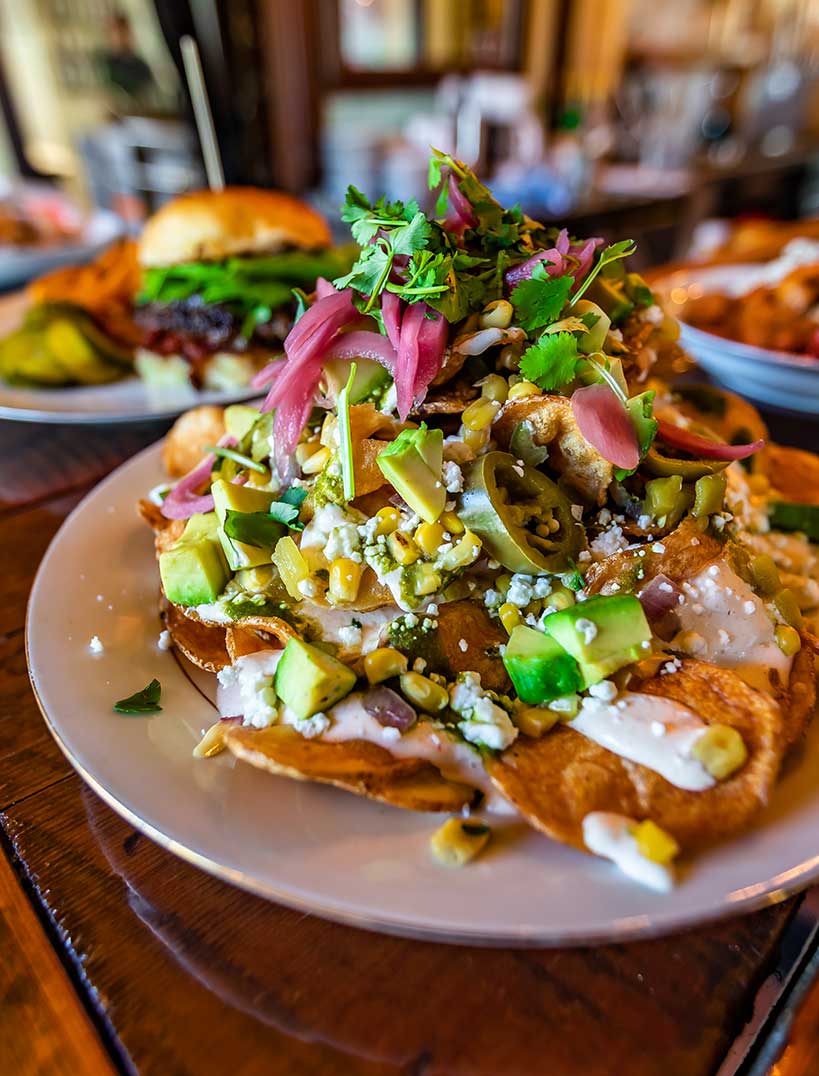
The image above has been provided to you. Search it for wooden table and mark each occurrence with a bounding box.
[2,414,819,1076]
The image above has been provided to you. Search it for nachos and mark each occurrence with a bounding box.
[141,153,818,891]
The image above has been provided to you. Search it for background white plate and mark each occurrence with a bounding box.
[658,263,819,415]
[26,441,819,945]
[0,291,260,423]
[0,209,126,291]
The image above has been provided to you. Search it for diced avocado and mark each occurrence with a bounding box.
[503,625,583,703]
[543,594,651,686]
[376,424,445,523]
[159,512,231,607]
[574,300,611,353]
[212,479,276,569]
[224,404,261,441]
[274,638,357,720]
[769,501,819,541]
[324,357,390,404]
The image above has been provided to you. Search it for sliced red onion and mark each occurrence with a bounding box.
[412,306,448,403]
[504,247,567,289]
[314,276,337,300]
[443,173,477,236]
[655,419,764,460]
[250,357,284,390]
[394,302,425,420]
[638,573,683,622]
[363,685,417,732]
[160,434,237,519]
[571,383,640,470]
[381,290,403,351]
[568,237,604,290]
[323,330,397,372]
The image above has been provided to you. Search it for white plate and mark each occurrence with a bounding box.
[658,264,819,415]
[0,292,260,423]
[27,441,819,945]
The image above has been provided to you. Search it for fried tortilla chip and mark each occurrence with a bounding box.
[138,498,185,554]
[494,395,613,505]
[784,640,817,746]
[162,405,226,478]
[435,599,511,692]
[224,724,479,811]
[584,517,722,595]
[487,660,785,852]
[415,377,478,415]
[162,600,230,672]
[660,384,768,446]
[225,615,297,663]
[353,438,389,497]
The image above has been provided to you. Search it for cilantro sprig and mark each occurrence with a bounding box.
[510,266,573,333]
[571,239,637,306]
[114,679,162,715]
[519,332,580,391]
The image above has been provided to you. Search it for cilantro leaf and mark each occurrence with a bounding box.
[510,266,573,332]
[114,679,162,715]
[223,502,304,549]
[519,332,580,391]
[280,487,307,507]
[332,242,391,298]
[572,239,638,305]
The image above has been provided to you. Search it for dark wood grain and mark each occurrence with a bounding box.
[0,850,116,1076]
[1,775,799,1076]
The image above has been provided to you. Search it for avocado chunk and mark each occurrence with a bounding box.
[503,625,583,703]
[588,277,634,324]
[159,512,231,607]
[212,479,276,570]
[376,424,445,523]
[274,638,357,720]
[543,594,651,686]
[224,404,261,441]
[324,356,390,404]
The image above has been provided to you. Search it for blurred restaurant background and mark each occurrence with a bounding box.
[1,0,819,269]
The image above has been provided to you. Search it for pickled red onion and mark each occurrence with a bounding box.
[160,435,237,519]
[571,383,640,470]
[655,420,764,460]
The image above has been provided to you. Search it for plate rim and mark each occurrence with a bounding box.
[24,440,819,947]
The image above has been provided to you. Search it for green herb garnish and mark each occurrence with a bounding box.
[114,678,162,715]
[224,502,302,548]
[571,239,637,306]
[337,361,357,501]
[204,445,267,474]
[510,266,573,333]
[519,332,579,391]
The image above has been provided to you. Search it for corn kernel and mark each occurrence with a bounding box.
[364,647,408,684]
[548,693,580,721]
[295,441,320,467]
[692,724,748,780]
[499,602,521,633]
[515,706,558,738]
[193,721,229,758]
[750,554,781,597]
[774,587,803,629]
[775,623,802,656]
[319,413,337,446]
[463,426,490,452]
[328,557,362,603]
[400,671,449,712]
[548,588,575,611]
[430,817,491,867]
[413,521,445,557]
[480,373,509,404]
[246,466,273,488]
[413,563,442,596]
[374,506,400,536]
[439,530,482,571]
[272,536,309,599]
[440,510,465,535]
[301,445,331,474]
[462,397,501,431]
[388,530,420,566]
[479,299,513,330]
[507,380,540,400]
[632,820,679,866]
